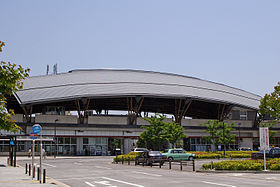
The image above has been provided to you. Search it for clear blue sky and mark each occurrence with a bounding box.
[1,0,279,97]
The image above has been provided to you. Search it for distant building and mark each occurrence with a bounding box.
[1,69,277,156]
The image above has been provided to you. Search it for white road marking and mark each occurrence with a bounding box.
[102,177,144,187]
[85,181,95,187]
[94,166,112,170]
[74,162,83,165]
[202,181,237,187]
[231,174,243,176]
[42,163,56,167]
[132,171,162,177]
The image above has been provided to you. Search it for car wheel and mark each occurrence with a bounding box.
[168,157,173,162]
[189,156,194,161]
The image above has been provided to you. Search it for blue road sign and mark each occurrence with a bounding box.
[10,141,15,145]
[32,124,42,134]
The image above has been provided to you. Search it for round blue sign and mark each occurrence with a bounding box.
[32,124,42,134]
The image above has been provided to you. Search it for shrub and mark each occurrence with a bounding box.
[202,158,280,170]
[113,154,136,162]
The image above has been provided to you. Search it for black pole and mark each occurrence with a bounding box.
[192,160,195,172]
[14,136,17,167]
[33,166,35,178]
[169,160,171,169]
[29,164,31,176]
[180,160,182,171]
[37,167,40,180]
[43,169,46,183]
[25,163,28,174]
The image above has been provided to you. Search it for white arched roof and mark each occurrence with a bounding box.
[15,69,261,109]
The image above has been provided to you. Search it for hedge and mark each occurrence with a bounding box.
[202,158,280,170]
[187,151,257,159]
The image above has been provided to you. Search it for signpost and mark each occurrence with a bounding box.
[259,127,269,170]
[30,124,42,181]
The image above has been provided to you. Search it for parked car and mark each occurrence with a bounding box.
[133,148,149,153]
[162,149,195,161]
[135,151,167,166]
[251,147,280,159]
[238,147,252,151]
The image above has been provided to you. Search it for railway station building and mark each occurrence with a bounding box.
[1,69,278,156]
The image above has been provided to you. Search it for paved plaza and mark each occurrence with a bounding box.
[0,156,279,187]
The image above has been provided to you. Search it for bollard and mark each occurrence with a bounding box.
[37,167,40,180]
[135,159,137,166]
[116,156,118,164]
[159,162,162,168]
[192,160,195,172]
[43,169,46,183]
[33,166,35,179]
[128,159,130,165]
[211,161,213,170]
[29,164,31,176]
[121,157,124,164]
[7,158,9,165]
[169,160,171,169]
[180,160,182,171]
[142,160,144,167]
[25,163,28,174]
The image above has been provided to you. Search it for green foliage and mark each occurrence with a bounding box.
[201,120,236,152]
[259,82,280,120]
[0,41,29,132]
[187,151,256,159]
[140,114,167,150]
[140,114,187,150]
[113,152,140,162]
[164,121,187,148]
[202,158,280,170]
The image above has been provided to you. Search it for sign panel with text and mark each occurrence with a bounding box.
[259,127,269,150]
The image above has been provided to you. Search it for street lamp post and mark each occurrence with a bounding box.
[54,119,59,158]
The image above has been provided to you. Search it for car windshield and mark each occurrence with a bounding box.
[149,151,161,155]
[163,149,169,153]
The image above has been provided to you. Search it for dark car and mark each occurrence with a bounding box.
[251,147,280,159]
[135,151,167,166]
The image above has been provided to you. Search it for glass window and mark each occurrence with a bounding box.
[240,111,247,120]
[191,138,195,144]
[65,138,70,144]
[83,138,88,144]
[96,138,101,144]
[71,138,76,144]
[58,138,64,144]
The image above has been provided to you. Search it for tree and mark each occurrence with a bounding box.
[259,82,280,121]
[140,114,167,150]
[259,82,280,144]
[164,121,187,148]
[0,41,29,132]
[201,120,236,154]
[139,114,187,150]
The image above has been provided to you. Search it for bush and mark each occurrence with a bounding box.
[187,151,257,159]
[113,154,136,162]
[202,158,280,170]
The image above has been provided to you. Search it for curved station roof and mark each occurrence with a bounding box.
[9,69,261,119]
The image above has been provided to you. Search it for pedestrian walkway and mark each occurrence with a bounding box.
[0,157,61,187]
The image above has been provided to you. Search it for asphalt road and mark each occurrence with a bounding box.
[17,157,280,187]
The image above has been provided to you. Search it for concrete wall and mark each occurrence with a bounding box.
[35,114,78,124]
[11,114,24,122]
[88,116,128,125]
